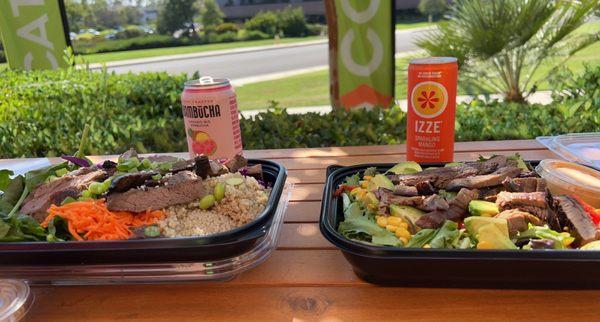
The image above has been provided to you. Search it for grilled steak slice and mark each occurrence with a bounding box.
[170,155,211,179]
[495,209,543,236]
[243,164,264,181]
[415,211,446,229]
[553,195,599,245]
[377,189,448,214]
[224,155,248,173]
[496,191,548,209]
[465,155,508,175]
[106,171,205,213]
[416,188,479,228]
[478,185,503,202]
[416,181,437,195]
[109,170,158,193]
[502,177,547,193]
[393,184,419,196]
[21,168,107,222]
[445,166,521,191]
[392,166,479,189]
[496,191,560,229]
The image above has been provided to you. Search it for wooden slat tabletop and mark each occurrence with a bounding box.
[21,140,600,321]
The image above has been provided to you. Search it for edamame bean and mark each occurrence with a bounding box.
[214,183,225,201]
[199,194,215,210]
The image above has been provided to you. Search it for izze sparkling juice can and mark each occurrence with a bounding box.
[181,76,243,159]
[407,57,458,162]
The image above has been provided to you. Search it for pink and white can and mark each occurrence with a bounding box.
[181,76,243,159]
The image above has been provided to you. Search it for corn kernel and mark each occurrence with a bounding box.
[399,237,408,245]
[367,204,377,211]
[361,181,369,189]
[376,217,387,228]
[395,227,410,240]
[363,175,373,180]
[400,221,409,229]
[423,244,431,248]
[350,187,362,195]
[477,241,494,249]
[387,216,403,226]
[386,225,397,232]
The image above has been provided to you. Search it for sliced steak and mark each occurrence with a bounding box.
[496,191,548,209]
[416,188,479,228]
[445,166,521,191]
[496,191,560,229]
[224,155,248,173]
[495,209,543,236]
[109,170,158,193]
[21,168,107,222]
[106,171,206,213]
[415,181,437,195]
[243,164,264,181]
[553,195,599,245]
[478,185,503,202]
[502,177,547,193]
[391,166,479,189]
[393,184,419,196]
[465,155,508,175]
[377,189,448,214]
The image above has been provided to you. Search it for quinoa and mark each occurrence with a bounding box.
[157,173,269,238]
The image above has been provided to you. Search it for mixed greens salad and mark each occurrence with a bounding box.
[335,155,600,250]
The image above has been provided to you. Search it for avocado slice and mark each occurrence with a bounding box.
[367,174,394,191]
[468,200,500,217]
[386,161,422,175]
[476,224,518,250]
[464,216,509,237]
[390,204,424,233]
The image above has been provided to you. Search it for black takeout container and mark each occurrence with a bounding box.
[0,159,286,266]
[320,162,600,288]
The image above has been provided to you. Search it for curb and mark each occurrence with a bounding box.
[86,38,328,70]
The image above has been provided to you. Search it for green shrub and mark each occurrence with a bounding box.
[215,31,238,43]
[278,6,308,37]
[245,10,278,36]
[73,35,198,55]
[215,23,238,34]
[1,66,597,158]
[242,30,270,41]
[115,26,145,40]
[306,23,325,36]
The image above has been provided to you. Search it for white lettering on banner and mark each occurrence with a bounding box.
[340,0,380,24]
[16,14,54,49]
[45,50,58,68]
[23,52,33,69]
[9,0,44,17]
[340,28,382,76]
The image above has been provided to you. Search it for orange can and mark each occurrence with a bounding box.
[406,57,458,162]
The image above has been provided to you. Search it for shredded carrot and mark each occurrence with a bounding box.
[42,199,165,241]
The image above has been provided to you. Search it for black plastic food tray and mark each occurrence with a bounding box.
[320,162,600,288]
[0,159,287,265]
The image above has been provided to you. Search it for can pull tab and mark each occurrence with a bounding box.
[199,76,215,85]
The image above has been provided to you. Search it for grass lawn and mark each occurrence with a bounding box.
[79,36,325,64]
[236,22,600,110]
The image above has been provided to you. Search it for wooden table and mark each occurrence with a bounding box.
[24,140,600,321]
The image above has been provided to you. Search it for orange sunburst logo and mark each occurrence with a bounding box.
[411,81,448,118]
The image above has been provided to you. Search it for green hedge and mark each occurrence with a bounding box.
[0,65,597,158]
[73,35,199,55]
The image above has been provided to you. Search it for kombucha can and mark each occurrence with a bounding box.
[181,76,243,159]
[406,57,458,162]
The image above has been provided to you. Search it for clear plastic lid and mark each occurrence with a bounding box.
[0,184,292,285]
[537,133,600,170]
[0,280,33,321]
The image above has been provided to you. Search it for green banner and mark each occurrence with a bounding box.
[327,0,394,110]
[0,0,70,70]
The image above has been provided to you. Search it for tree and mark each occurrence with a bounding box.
[201,0,224,28]
[157,0,198,36]
[245,11,278,36]
[418,0,446,23]
[417,0,599,102]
